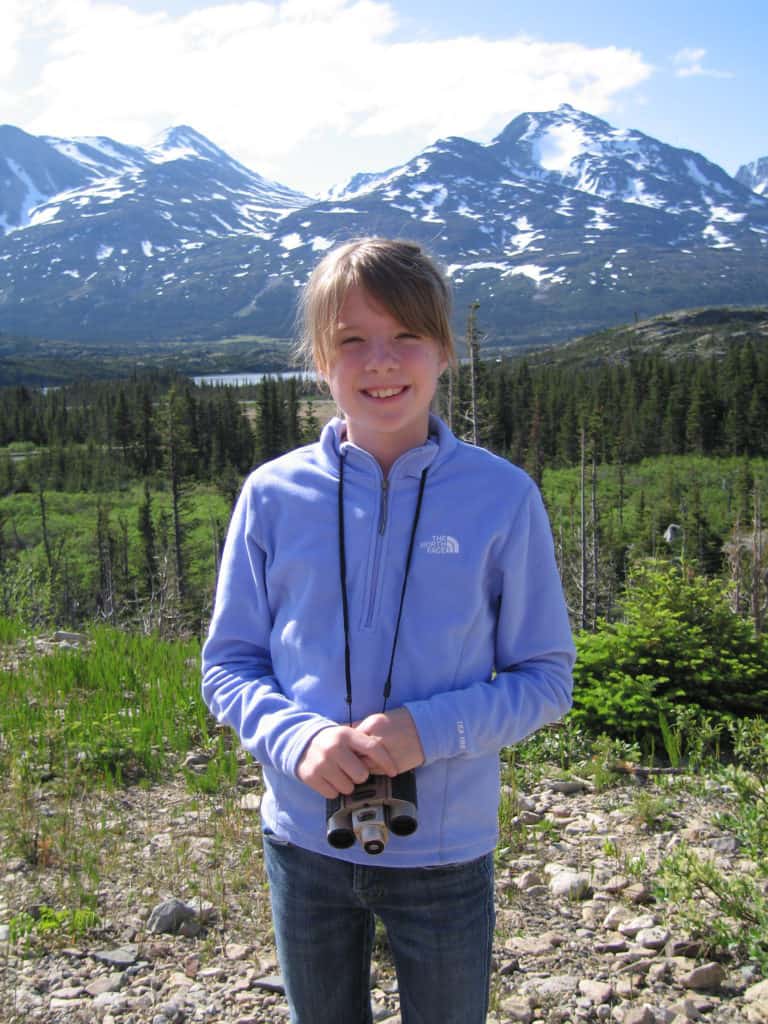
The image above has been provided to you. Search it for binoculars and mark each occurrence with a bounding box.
[326,771,418,856]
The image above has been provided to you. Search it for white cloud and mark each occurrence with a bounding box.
[672,47,733,80]
[5,0,654,193]
[0,0,27,79]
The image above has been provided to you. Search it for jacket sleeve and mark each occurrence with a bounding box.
[201,478,336,776]
[405,481,575,764]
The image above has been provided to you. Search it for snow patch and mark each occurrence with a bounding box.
[280,233,304,250]
[702,224,734,248]
[532,123,587,172]
[29,206,61,227]
[623,179,665,209]
[141,240,153,258]
[96,244,114,261]
[684,158,716,188]
[708,204,745,224]
[310,236,334,251]
[502,264,567,287]
[587,207,615,231]
[456,204,482,221]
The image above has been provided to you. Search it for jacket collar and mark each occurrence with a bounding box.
[318,414,458,480]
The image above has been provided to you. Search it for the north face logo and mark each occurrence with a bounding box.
[420,535,460,554]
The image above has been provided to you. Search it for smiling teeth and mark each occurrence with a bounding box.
[367,387,404,398]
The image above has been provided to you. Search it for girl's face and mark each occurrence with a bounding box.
[321,284,447,473]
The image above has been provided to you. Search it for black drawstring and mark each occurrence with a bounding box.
[338,451,428,723]
[338,453,354,722]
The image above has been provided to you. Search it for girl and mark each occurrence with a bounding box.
[202,237,575,1024]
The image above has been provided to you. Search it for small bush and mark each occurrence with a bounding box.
[570,560,768,746]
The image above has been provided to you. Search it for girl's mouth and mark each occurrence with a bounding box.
[363,387,407,399]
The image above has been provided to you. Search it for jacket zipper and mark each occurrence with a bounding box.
[378,479,389,535]
[364,477,389,627]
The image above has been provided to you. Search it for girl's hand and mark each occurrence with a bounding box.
[354,708,425,774]
[296,725,398,798]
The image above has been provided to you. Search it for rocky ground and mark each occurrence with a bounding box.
[1,758,767,1024]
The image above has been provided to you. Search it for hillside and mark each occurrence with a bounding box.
[521,306,768,369]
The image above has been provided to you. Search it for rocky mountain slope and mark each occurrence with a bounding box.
[1,106,767,349]
[1,766,765,1024]
[736,157,768,197]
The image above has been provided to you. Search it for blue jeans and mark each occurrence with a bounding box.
[262,834,495,1024]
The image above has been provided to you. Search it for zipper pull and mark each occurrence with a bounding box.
[379,479,389,535]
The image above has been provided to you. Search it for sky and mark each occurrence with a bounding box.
[1,0,765,196]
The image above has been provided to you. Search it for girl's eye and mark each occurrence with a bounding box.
[339,336,363,345]
[396,332,421,341]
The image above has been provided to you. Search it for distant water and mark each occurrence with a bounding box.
[192,370,314,386]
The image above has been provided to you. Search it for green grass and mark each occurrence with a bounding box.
[0,626,210,784]
[0,480,232,629]
[543,453,768,546]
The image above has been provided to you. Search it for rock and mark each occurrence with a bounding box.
[550,778,589,794]
[618,913,656,938]
[636,926,670,950]
[499,995,534,1022]
[595,939,629,953]
[85,975,120,996]
[92,991,128,1013]
[515,869,544,889]
[704,835,739,854]
[225,942,251,961]
[668,996,705,1020]
[182,751,211,772]
[505,931,564,956]
[252,974,285,993]
[92,944,140,967]
[666,939,702,958]
[50,997,89,1010]
[147,898,197,935]
[623,1007,656,1024]
[549,870,592,899]
[578,979,613,1003]
[744,979,768,1024]
[681,962,726,991]
[50,984,85,998]
[521,974,580,999]
[648,960,671,984]
[745,979,768,1003]
[603,905,632,930]
[518,810,544,825]
[602,874,630,893]
[625,882,654,904]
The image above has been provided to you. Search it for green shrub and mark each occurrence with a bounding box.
[570,560,768,746]
[657,717,768,970]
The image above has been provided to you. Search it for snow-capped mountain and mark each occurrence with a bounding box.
[736,156,768,197]
[1,124,309,240]
[1,107,766,348]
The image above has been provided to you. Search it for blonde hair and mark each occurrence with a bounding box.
[297,237,456,374]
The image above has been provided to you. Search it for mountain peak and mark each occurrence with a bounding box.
[149,125,225,163]
[736,156,768,196]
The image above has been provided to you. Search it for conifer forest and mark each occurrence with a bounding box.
[1,332,767,641]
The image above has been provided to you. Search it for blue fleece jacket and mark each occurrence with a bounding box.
[202,415,575,866]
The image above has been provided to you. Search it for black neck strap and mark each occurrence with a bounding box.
[338,452,428,724]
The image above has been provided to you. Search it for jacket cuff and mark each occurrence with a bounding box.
[281,717,338,778]
[404,699,467,765]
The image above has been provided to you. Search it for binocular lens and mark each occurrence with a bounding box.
[389,814,417,837]
[327,826,356,849]
[359,823,386,855]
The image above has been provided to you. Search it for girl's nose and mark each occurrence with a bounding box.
[364,337,398,370]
